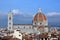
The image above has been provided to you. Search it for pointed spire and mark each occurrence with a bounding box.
[38,8,42,13]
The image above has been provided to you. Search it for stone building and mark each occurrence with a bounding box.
[8,8,49,34]
[7,8,59,40]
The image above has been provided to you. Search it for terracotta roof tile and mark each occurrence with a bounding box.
[33,12,47,22]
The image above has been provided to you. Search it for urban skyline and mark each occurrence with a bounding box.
[0,0,60,40]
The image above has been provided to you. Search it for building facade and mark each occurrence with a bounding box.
[8,11,13,31]
[0,8,60,40]
[8,8,48,34]
[7,8,60,40]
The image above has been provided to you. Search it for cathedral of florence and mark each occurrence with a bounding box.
[0,8,60,40]
[8,8,48,33]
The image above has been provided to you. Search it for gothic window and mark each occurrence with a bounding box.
[40,23,42,25]
[35,22,36,25]
[9,22,11,25]
[24,26,25,29]
[9,17,11,20]
[19,35,21,36]
[18,26,19,28]
[29,27,31,29]
[9,27,11,29]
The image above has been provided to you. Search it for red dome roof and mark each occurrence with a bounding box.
[33,8,47,22]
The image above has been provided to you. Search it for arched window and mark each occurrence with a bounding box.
[9,22,11,25]
[24,26,25,29]
[29,27,31,29]
[9,17,11,20]
[35,22,36,25]
[18,26,20,29]
[40,23,42,25]
[19,35,21,36]
[9,27,11,29]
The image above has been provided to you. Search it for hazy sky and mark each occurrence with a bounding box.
[0,0,60,27]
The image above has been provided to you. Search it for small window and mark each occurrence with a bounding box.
[19,35,21,36]
[9,23,11,25]
[35,22,36,24]
[9,27,11,29]
[24,26,25,29]
[45,38,47,40]
[40,23,42,25]
[29,27,31,29]
[9,17,11,20]
[18,27,19,28]
[41,38,43,40]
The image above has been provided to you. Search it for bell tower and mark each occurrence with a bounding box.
[8,11,13,31]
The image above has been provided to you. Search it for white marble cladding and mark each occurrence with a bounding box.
[12,24,35,34]
[13,24,32,29]
[33,21,48,26]
[8,11,13,31]
[44,27,48,33]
